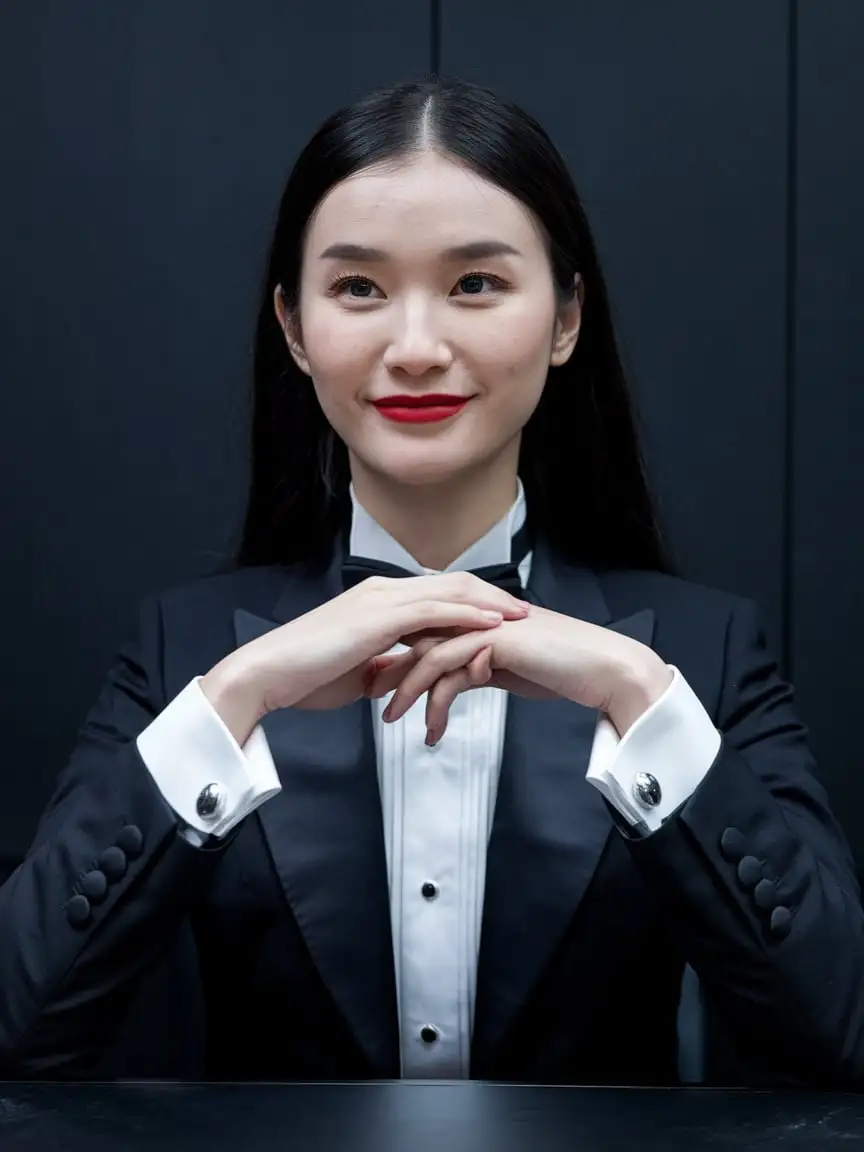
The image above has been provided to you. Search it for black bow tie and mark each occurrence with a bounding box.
[342,523,530,597]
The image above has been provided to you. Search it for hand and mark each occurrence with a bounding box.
[200,573,530,745]
[369,603,673,744]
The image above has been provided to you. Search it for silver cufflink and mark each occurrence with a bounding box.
[196,782,227,820]
[632,772,662,809]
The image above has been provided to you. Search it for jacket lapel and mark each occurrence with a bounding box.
[472,537,656,1072]
[233,547,400,1078]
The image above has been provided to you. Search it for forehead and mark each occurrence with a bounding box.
[305,151,543,254]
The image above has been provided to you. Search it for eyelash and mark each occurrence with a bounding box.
[326,271,509,298]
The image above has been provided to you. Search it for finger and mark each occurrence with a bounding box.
[467,645,493,686]
[399,624,498,645]
[383,573,529,619]
[392,601,509,641]
[364,647,427,698]
[425,648,492,744]
[383,631,491,723]
[365,634,466,698]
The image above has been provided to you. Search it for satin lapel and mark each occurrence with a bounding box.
[472,538,656,1072]
[233,549,399,1078]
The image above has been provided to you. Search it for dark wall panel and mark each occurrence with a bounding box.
[441,0,790,652]
[0,0,429,858]
[793,0,864,857]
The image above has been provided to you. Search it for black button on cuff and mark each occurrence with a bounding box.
[719,827,746,862]
[421,882,439,900]
[770,906,793,938]
[737,855,763,889]
[80,870,109,903]
[99,846,127,881]
[115,825,144,859]
[420,1025,440,1044]
[753,878,777,910]
[66,894,91,928]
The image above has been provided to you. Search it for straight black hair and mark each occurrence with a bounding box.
[233,77,673,574]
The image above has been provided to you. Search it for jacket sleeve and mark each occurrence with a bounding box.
[0,595,229,1076]
[623,597,864,1086]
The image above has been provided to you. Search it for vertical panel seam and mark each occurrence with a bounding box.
[782,0,799,678]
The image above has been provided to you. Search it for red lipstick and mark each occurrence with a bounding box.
[372,394,470,424]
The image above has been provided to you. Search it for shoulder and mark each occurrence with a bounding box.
[135,562,291,657]
[128,563,298,701]
[595,568,770,710]
[597,567,755,630]
[149,563,292,622]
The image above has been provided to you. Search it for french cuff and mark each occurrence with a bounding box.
[585,666,721,833]
[136,676,281,838]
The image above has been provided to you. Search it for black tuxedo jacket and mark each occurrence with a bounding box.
[1,536,863,1086]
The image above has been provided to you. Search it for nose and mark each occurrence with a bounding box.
[382,295,453,376]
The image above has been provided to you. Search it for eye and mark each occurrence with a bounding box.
[329,275,381,300]
[453,273,507,297]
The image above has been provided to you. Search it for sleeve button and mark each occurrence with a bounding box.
[737,855,763,889]
[80,870,109,903]
[753,878,777,910]
[719,827,745,862]
[66,894,91,927]
[115,825,144,859]
[770,906,793,938]
[98,846,128,881]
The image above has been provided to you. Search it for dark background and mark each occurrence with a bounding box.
[0,0,862,1074]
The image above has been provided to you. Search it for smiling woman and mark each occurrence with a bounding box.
[241,79,663,575]
[1,77,863,1091]
[271,148,584,557]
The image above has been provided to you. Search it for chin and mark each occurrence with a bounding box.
[360,444,478,488]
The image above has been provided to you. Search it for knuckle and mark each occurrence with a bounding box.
[445,571,475,597]
[425,648,447,672]
[365,576,391,593]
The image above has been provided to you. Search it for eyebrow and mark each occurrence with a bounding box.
[318,240,523,262]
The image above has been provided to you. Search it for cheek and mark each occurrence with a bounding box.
[470,299,555,391]
[300,303,376,386]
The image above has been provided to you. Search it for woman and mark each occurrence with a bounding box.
[0,77,861,1087]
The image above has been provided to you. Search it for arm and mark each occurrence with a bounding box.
[0,596,244,1076]
[618,598,864,1085]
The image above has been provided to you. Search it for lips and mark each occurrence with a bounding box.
[372,394,471,424]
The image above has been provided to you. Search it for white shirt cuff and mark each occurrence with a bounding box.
[136,677,281,839]
[585,666,721,832]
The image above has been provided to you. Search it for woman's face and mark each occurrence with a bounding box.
[278,150,581,490]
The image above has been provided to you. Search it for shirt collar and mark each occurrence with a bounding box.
[348,478,527,575]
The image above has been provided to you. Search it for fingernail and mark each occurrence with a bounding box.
[482,610,503,622]
[382,702,393,722]
[425,729,438,747]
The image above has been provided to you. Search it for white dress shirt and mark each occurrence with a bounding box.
[136,480,721,1078]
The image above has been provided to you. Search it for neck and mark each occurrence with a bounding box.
[349,449,520,570]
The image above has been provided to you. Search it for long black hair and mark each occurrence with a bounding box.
[233,77,673,574]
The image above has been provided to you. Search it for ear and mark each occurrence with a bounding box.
[550,274,584,367]
[274,284,312,376]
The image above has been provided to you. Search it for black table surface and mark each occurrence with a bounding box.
[1,1082,864,1151]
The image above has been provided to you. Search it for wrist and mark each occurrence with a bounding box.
[606,655,673,737]
[200,656,267,747]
